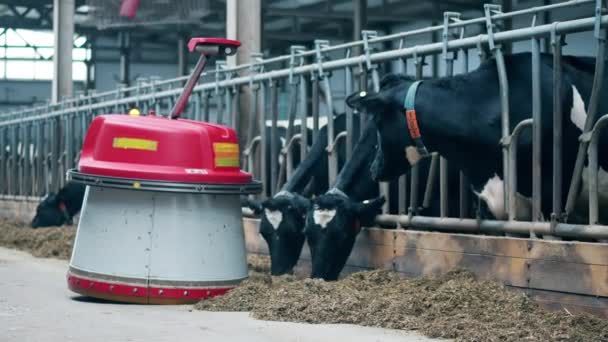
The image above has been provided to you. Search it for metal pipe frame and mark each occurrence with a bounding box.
[5,13,608,126]
[552,25,565,226]
[586,113,608,224]
[409,54,425,217]
[1,2,608,240]
[507,119,533,222]
[531,30,543,225]
[375,214,608,240]
[486,4,512,219]
[566,0,607,217]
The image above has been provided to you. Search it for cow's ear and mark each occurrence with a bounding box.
[242,197,263,215]
[345,91,386,113]
[353,196,385,226]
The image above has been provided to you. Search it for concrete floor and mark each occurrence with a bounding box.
[0,247,443,342]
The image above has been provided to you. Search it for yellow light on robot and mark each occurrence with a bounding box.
[128,108,141,116]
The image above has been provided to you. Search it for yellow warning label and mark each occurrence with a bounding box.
[213,143,239,153]
[213,143,239,167]
[112,137,158,151]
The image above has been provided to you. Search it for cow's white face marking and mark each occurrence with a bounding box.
[405,146,422,165]
[474,174,533,221]
[571,85,587,131]
[313,209,337,228]
[264,209,283,229]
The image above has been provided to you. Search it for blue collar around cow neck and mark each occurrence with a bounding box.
[403,81,430,158]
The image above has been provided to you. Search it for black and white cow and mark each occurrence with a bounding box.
[31,182,86,228]
[244,113,362,275]
[304,119,473,281]
[346,52,608,225]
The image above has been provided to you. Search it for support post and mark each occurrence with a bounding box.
[119,31,131,87]
[177,35,188,77]
[353,0,367,56]
[52,0,74,103]
[226,0,261,149]
[502,0,513,54]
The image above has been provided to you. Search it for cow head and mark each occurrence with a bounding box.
[31,193,72,228]
[346,75,417,182]
[305,190,385,281]
[244,192,310,275]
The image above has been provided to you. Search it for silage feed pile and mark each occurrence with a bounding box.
[1,220,606,341]
[0,220,75,259]
[198,258,608,342]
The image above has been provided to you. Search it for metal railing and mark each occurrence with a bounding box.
[1,0,607,241]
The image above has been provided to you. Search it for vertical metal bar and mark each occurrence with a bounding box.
[50,119,59,192]
[423,152,439,209]
[299,72,309,161]
[18,124,25,196]
[353,0,367,57]
[531,35,543,222]
[459,47,470,219]
[0,127,5,194]
[509,120,533,221]
[485,4,511,217]
[10,126,17,195]
[247,87,259,148]
[552,28,563,223]
[440,156,449,217]
[203,91,211,122]
[66,114,74,171]
[216,89,224,125]
[22,124,31,196]
[345,56,354,160]
[397,49,408,216]
[193,92,202,121]
[42,121,50,194]
[323,76,338,185]
[440,22,456,217]
[587,116,608,224]
[566,2,606,216]
[359,67,368,129]
[225,86,233,127]
[259,81,268,198]
[368,64,389,212]
[311,73,320,143]
[276,65,300,192]
[232,86,240,130]
[36,122,44,196]
[589,129,601,225]
[409,55,424,216]
[270,80,279,196]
